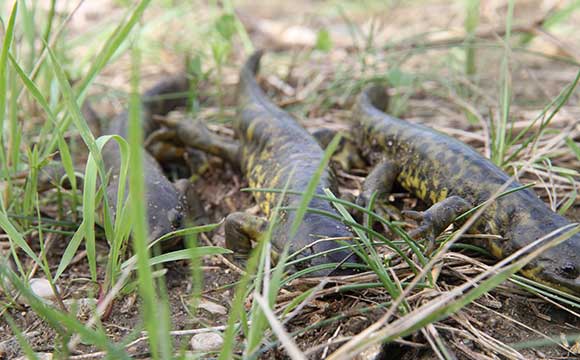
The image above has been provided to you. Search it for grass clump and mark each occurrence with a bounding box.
[1,0,580,359]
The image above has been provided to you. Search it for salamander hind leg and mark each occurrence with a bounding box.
[403,196,472,253]
[156,112,240,165]
[312,128,366,171]
[224,212,269,262]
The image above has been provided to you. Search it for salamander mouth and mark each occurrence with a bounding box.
[522,266,580,296]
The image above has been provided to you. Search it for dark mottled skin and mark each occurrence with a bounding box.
[236,52,357,273]
[354,85,580,295]
[102,76,206,241]
[173,52,358,275]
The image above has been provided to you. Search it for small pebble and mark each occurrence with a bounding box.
[18,278,59,305]
[190,332,223,352]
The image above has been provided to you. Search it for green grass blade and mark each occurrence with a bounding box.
[75,0,151,102]
[8,52,57,124]
[464,0,479,76]
[54,222,86,280]
[4,314,39,360]
[1,266,131,358]
[290,133,341,237]
[567,137,580,161]
[148,247,230,267]
[505,70,580,164]
[246,168,295,355]
[0,1,17,134]
[323,190,404,298]
[493,0,514,167]
[8,52,80,207]
[126,42,168,359]
[42,0,152,158]
[0,210,41,266]
[81,145,99,281]
[46,41,115,242]
[0,1,18,204]
[218,232,264,359]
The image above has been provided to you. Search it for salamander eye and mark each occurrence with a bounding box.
[558,263,579,279]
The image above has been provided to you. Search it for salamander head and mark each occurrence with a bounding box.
[512,221,580,296]
[146,193,187,244]
[285,212,360,277]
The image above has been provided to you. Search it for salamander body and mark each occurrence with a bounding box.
[354,85,580,294]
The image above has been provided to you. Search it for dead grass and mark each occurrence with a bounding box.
[1,0,580,359]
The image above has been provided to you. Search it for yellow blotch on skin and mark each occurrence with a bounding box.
[418,181,427,200]
[489,241,504,258]
[520,267,575,294]
[520,267,544,284]
[432,177,440,189]
[246,122,258,142]
[429,191,437,204]
[438,188,448,203]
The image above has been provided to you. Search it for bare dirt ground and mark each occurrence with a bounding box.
[1,0,580,359]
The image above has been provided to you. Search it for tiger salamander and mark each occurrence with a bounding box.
[101,76,207,241]
[166,51,359,275]
[354,85,580,295]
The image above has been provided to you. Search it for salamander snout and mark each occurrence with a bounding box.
[167,208,184,230]
[558,262,579,279]
[530,234,580,296]
[289,215,360,276]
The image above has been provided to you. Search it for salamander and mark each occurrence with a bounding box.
[165,51,358,275]
[99,76,207,241]
[353,85,580,295]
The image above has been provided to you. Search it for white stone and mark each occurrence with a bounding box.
[190,332,223,352]
[18,278,59,305]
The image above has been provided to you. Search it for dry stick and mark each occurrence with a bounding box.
[200,232,244,275]
[471,302,570,352]
[327,139,579,359]
[452,312,526,360]
[321,325,342,359]
[254,294,307,360]
[534,28,580,62]
[335,223,579,359]
[423,324,447,360]
[67,228,239,353]
[67,259,134,352]
[67,326,229,359]
[280,279,328,325]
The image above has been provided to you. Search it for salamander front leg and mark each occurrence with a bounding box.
[355,160,400,223]
[403,196,472,252]
[357,160,399,207]
[224,212,269,262]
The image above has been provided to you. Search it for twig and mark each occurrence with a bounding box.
[68,326,229,359]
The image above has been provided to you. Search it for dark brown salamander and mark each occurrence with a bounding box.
[354,85,580,295]
[164,51,359,275]
[101,76,207,241]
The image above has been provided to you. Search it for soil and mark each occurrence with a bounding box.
[1,0,580,359]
